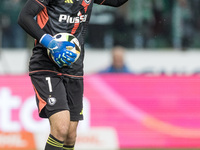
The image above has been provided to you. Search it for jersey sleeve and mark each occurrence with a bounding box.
[18,0,50,41]
[94,0,128,7]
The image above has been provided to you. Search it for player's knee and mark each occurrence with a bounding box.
[67,132,77,141]
[58,125,69,137]
[52,124,69,140]
[65,132,77,145]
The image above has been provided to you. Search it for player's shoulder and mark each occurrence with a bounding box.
[94,0,104,4]
[33,0,52,7]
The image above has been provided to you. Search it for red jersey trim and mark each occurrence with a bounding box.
[71,11,82,35]
[37,7,49,29]
[35,0,45,8]
[71,0,90,34]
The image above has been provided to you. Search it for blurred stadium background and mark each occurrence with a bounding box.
[0,0,200,150]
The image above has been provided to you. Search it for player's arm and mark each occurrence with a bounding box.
[18,0,76,67]
[94,0,128,7]
[18,0,46,41]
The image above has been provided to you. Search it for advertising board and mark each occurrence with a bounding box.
[0,74,200,149]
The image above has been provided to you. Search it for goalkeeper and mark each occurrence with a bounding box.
[18,0,128,150]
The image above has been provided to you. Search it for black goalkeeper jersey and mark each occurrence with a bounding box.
[36,0,95,45]
[18,0,128,77]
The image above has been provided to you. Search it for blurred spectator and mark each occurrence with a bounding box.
[127,0,155,48]
[87,5,116,48]
[1,0,200,49]
[112,14,129,47]
[85,0,200,49]
[0,0,26,48]
[151,0,171,48]
[172,0,193,50]
[99,46,132,73]
[111,2,131,48]
[189,0,200,47]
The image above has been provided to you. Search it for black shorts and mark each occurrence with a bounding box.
[30,73,83,121]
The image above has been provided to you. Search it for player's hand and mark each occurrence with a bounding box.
[50,42,77,67]
[40,34,77,67]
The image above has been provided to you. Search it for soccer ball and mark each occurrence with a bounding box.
[47,33,81,66]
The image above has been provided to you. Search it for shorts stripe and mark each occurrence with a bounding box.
[33,84,47,113]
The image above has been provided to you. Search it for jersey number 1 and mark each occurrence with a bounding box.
[46,77,53,92]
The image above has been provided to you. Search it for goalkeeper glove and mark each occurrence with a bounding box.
[40,34,77,67]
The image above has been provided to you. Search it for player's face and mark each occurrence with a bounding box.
[112,48,124,69]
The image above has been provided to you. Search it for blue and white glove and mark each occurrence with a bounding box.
[40,34,77,68]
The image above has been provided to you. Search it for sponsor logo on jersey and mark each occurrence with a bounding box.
[59,13,87,23]
[65,0,73,3]
[48,97,57,106]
